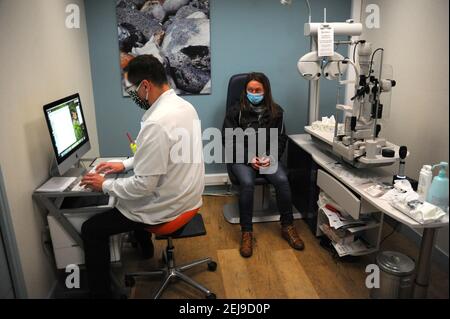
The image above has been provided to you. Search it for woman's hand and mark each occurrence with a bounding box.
[95,162,125,175]
[250,157,260,170]
[258,156,270,167]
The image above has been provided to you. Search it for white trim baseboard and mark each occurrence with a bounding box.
[205,173,230,186]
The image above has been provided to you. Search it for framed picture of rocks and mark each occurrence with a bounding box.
[116,0,211,96]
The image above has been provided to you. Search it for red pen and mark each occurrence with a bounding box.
[126,132,134,144]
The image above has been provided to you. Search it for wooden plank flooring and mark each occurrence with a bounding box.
[116,195,449,299]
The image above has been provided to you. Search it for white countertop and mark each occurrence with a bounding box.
[289,134,449,229]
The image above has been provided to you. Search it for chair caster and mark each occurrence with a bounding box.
[124,275,135,288]
[207,261,217,271]
[206,293,216,299]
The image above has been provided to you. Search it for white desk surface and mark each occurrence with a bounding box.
[289,134,449,229]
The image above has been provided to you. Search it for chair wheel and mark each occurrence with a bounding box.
[207,261,217,271]
[124,276,135,287]
[206,293,216,299]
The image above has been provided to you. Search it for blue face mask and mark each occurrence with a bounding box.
[247,92,264,105]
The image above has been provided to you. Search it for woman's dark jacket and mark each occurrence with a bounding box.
[222,103,288,164]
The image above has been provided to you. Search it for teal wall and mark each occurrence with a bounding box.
[85,0,351,173]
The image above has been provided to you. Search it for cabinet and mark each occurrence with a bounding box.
[316,169,383,257]
[47,214,122,269]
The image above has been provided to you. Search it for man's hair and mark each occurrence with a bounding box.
[125,54,168,87]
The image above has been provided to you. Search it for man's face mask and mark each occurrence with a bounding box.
[126,81,151,111]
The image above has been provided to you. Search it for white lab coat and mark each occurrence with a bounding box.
[102,89,205,225]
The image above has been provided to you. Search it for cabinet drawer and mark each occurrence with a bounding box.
[317,169,368,219]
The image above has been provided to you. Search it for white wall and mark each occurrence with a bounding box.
[357,0,449,256]
[0,0,99,297]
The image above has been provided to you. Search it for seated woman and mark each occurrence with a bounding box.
[222,72,305,258]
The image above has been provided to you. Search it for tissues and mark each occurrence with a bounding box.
[381,179,446,224]
[312,116,340,132]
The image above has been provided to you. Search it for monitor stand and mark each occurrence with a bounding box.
[50,158,87,178]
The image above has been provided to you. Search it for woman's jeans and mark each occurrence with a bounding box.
[230,163,294,232]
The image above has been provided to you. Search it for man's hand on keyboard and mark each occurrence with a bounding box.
[80,173,105,192]
[95,162,125,175]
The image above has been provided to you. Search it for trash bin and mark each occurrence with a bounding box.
[370,251,416,299]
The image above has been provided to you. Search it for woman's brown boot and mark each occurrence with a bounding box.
[240,231,253,258]
[281,225,305,250]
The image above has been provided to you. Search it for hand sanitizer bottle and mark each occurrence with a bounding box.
[426,162,449,212]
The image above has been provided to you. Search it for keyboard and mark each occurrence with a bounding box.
[69,166,104,192]
[70,177,92,192]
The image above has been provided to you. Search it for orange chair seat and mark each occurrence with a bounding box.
[145,207,200,236]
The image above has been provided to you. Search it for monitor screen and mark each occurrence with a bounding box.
[44,93,90,174]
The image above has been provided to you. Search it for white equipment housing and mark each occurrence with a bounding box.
[298,21,407,168]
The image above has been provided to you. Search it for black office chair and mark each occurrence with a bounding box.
[223,73,284,223]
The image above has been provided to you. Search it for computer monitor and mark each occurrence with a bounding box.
[43,93,91,176]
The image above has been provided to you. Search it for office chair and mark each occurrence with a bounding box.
[223,73,302,223]
[124,208,217,299]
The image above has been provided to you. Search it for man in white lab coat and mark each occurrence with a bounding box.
[80,55,205,298]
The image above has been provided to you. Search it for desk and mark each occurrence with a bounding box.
[32,159,130,267]
[33,189,113,249]
[288,134,449,298]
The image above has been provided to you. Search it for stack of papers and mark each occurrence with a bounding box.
[320,207,368,229]
[319,206,375,256]
[332,240,370,257]
[319,224,354,245]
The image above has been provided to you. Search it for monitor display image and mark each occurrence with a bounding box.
[44,93,90,175]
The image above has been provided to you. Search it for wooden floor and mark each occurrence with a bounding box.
[116,195,449,299]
